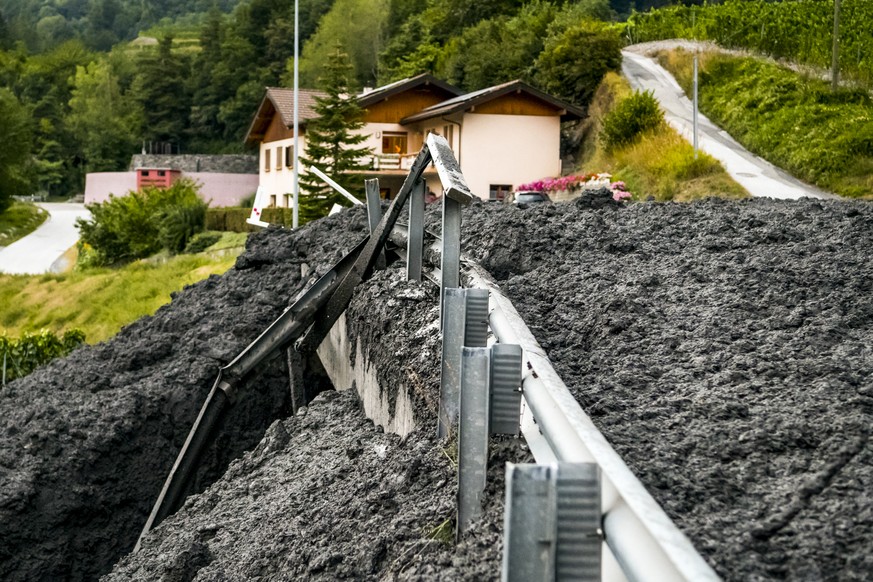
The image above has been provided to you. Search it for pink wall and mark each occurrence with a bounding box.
[84,173,138,204]
[188,173,259,207]
[84,172,258,207]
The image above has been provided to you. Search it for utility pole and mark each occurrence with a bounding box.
[832,0,841,91]
[292,0,300,228]
[693,54,699,160]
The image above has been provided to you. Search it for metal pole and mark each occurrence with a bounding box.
[439,288,466,439]
[407,179,425,281]
[693,53,699,160]
[365,179,381,233]
[832,0,841,91]
[457,346,491,537]
[441,197,462,326]
[292,0,300,228]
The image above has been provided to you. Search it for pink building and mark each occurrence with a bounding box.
[85,154,259,207]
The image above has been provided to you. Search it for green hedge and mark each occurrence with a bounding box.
[206,200,335,232]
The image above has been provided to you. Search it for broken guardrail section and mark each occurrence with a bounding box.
[136,134,471,549]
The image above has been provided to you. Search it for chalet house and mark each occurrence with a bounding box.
[244,74,584,204]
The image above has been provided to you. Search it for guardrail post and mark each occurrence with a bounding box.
[441,195,462,327]
[365,179,386,270]
[502,463,601,582]
[490,344,522,436]
[439,288,489,439]
[457,346,491,538]
[407,178,425,281]
[364,179,381,233]
[439,288,466,439]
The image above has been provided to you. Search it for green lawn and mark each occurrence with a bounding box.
[0,202,48,247]
[0,233,246,343]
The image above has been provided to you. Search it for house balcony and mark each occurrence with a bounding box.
[369,153,417,171]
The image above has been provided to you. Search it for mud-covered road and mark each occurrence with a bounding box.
[1,195,871,581]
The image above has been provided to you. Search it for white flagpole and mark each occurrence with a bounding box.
[292,0,300,229]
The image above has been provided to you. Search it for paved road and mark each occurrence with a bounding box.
[621,49,837,200]
[0,203,91,275]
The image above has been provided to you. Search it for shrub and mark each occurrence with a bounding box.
[599,90,664,151]
[76,178,207,265]
[183,232,222,254]
[1,329,86,386]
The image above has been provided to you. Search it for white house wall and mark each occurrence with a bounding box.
[259,136,309,206]
[458,113,561,200]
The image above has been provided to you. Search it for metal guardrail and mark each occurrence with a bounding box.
[387,222,720,582]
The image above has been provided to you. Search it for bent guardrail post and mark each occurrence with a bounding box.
[502,463,601,582]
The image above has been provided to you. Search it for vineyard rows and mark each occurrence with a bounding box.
[627,0,873,86]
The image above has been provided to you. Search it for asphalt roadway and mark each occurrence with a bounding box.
[621,48,836,200]
[0,203,91,275]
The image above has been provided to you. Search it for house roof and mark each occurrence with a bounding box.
[244,87,325,146]
[356,73,463,108]
[401,79,586,124]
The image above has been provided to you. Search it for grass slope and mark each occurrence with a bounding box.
[578,72,748,201]
[0,237,245,343]
[657,49,873,199]
[0,203,48,247]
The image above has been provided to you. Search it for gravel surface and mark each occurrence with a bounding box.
[2,194,871,581]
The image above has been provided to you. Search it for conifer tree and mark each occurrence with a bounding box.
[298,43,371,220]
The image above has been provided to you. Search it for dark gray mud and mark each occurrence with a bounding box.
[0,209,374,580]
[459,194,873,581]
[3,194,871,581]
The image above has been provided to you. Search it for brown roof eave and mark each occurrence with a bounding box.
[400,80,586,124]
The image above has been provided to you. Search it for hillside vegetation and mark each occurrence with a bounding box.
[657,49,873,199]
[578,72,748,202]
[627,0,873,88]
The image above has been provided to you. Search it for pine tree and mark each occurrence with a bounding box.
[298,43,371,220]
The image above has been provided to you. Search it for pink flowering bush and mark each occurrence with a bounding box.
[518,174,634,202]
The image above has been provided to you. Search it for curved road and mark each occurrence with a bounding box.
[0,203,91,275]
[622,48,837,200]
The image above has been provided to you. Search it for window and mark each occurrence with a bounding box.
[269,194,277,208]
[157,170,166,177]
[442,124,454,147]
[489,184,512,201]
[382,132,407,155]
[276,147,282,170]
[264,149,271,171]
[285,145,293,168]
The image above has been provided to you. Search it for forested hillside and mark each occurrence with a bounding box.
[0,0,656,199]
